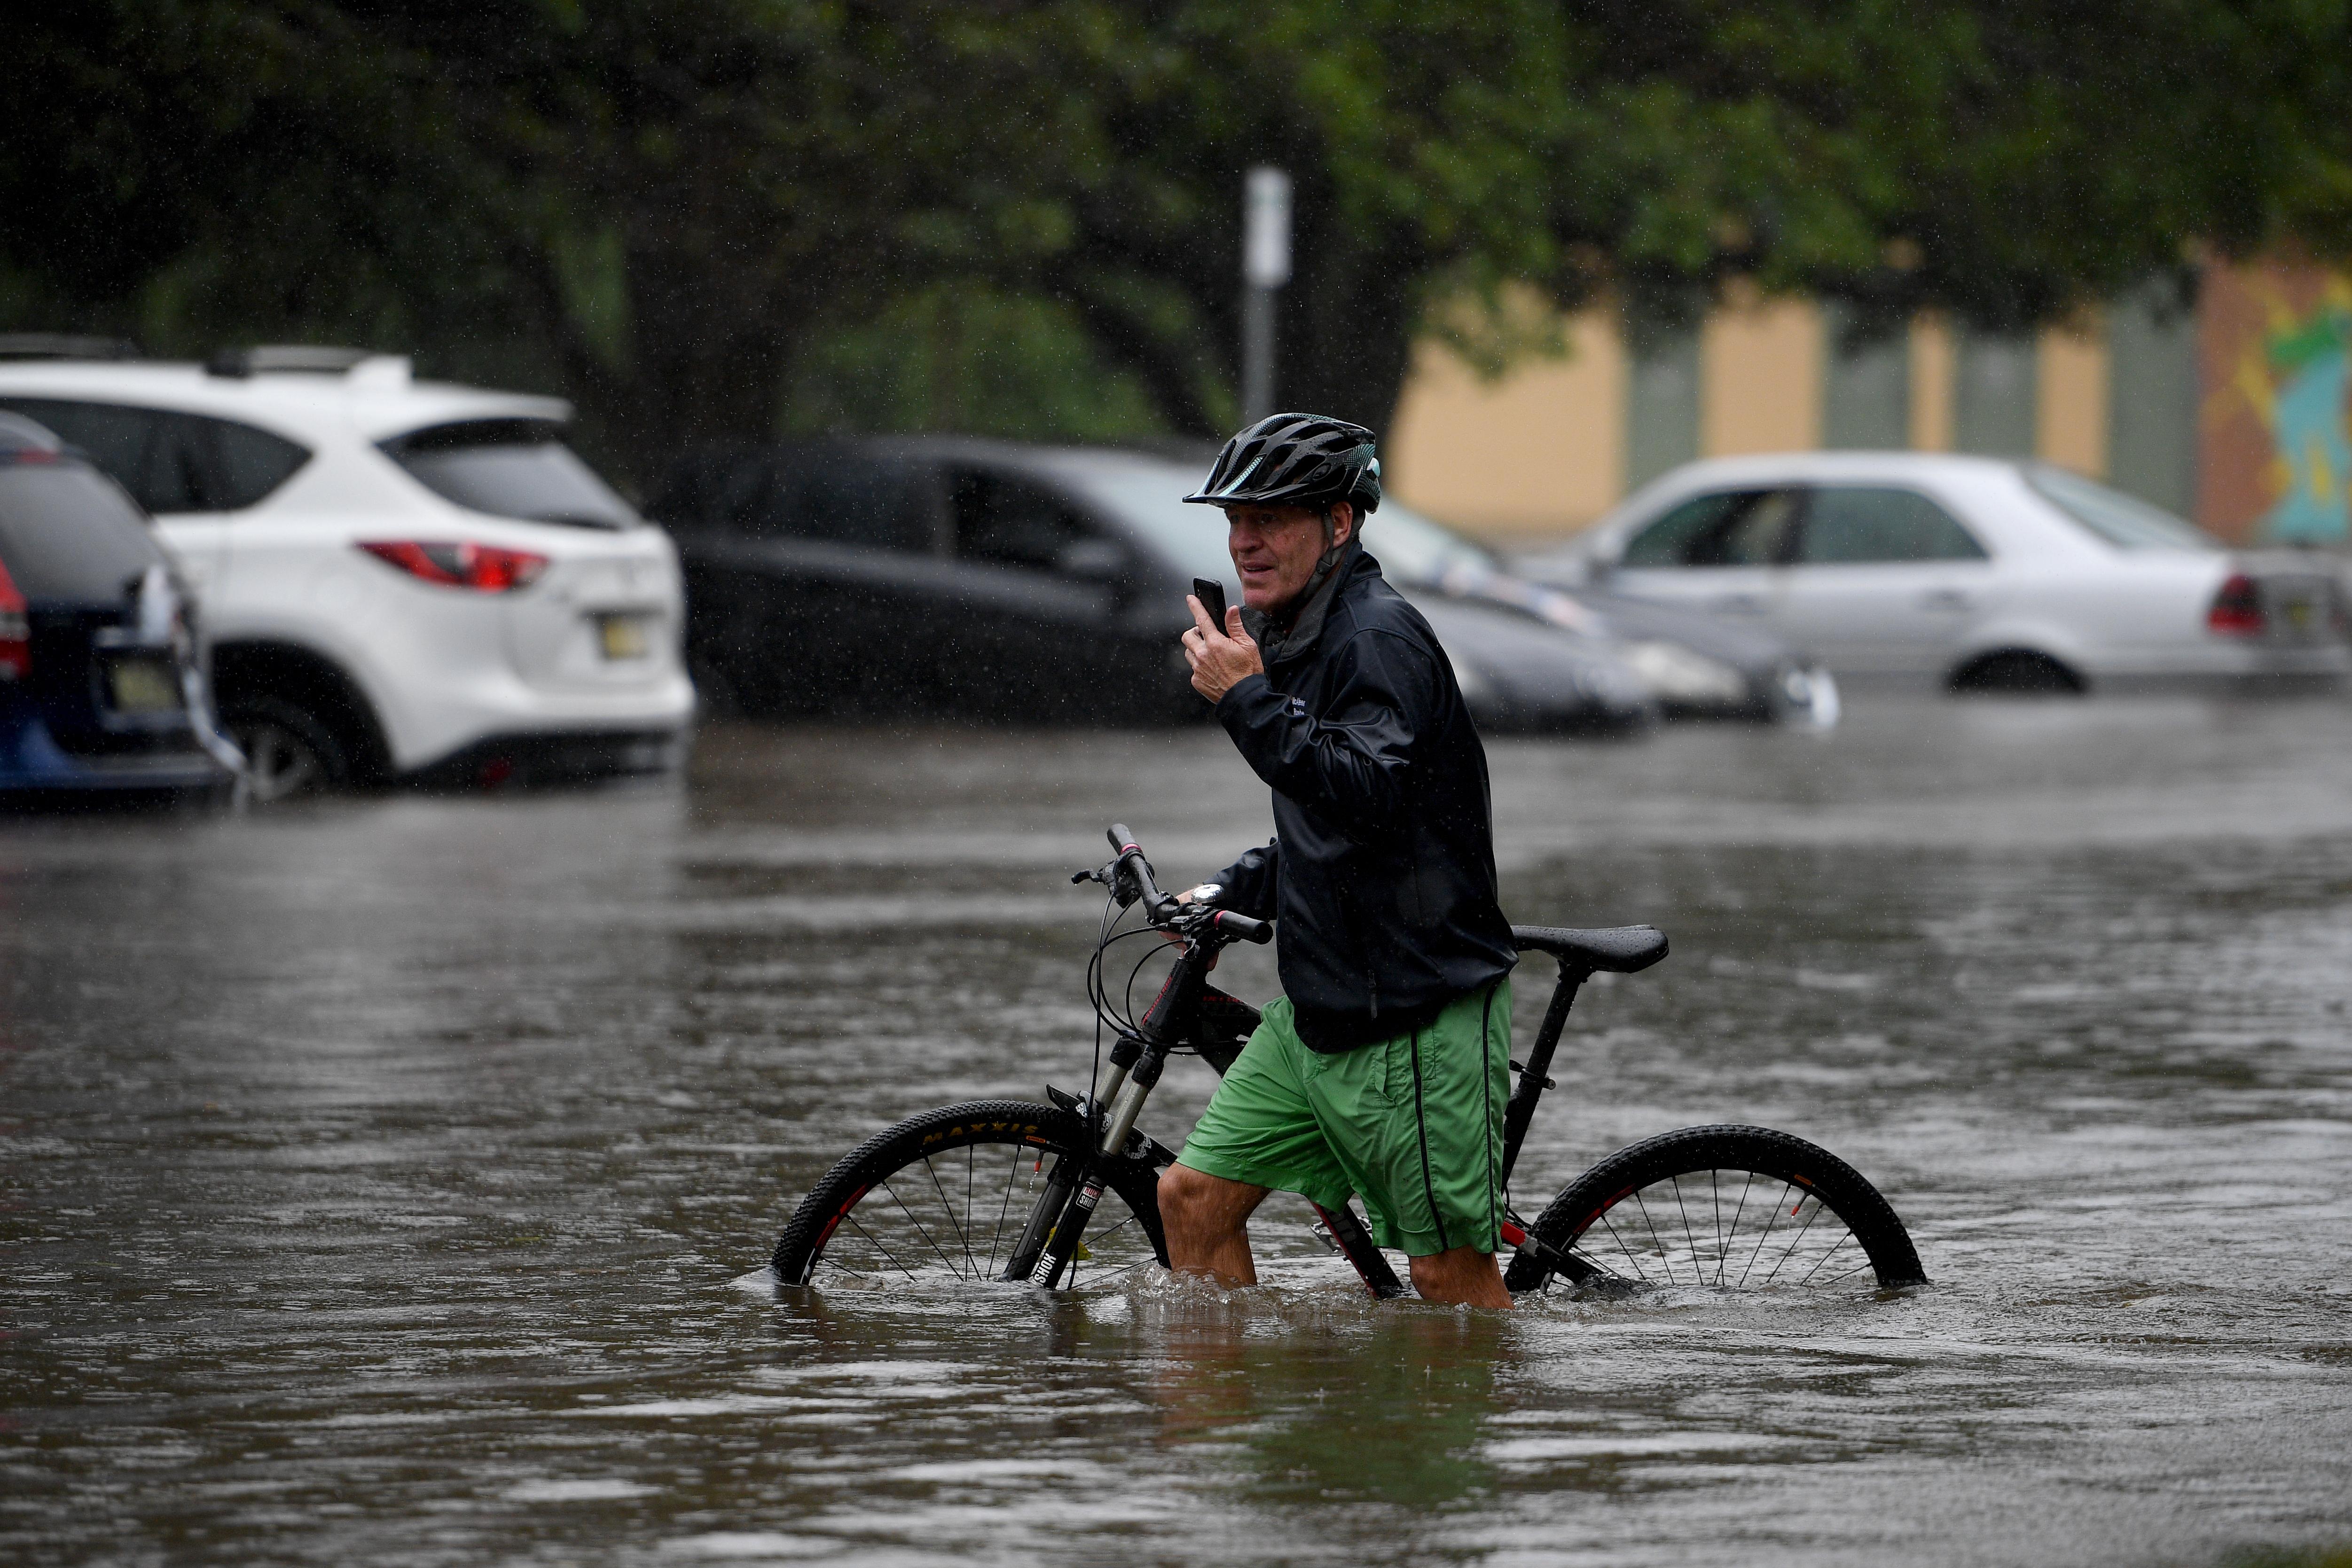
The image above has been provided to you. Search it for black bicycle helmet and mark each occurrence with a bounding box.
[1184,413,1381,514]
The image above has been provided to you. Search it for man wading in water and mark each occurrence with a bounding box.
[1159,414,1520,1309]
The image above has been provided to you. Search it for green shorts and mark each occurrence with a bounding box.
[1176,980,1512,1257]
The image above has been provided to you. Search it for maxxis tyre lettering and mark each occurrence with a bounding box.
[1503,1124,1926,1294]
[771,1098,1169,1286]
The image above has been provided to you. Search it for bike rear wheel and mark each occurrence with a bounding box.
[772,1099,1168,1291]
[1505,1124,1926,1295]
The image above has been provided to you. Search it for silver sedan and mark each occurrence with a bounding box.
[1517,452,2352,691]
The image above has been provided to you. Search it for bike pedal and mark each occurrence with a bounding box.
[1308,1220,1342,1256]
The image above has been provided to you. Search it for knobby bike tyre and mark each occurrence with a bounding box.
[1504,1124,1926,1295]
[772,1099,1169,1290]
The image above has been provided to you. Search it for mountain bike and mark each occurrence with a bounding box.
[772,825,1927,1299]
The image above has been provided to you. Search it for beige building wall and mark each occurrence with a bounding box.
[2035,319,2108,475]
[1909,314,1955,451]
[1385,307,1625,538]
[1700,288,1823,455]
[1387,290,2119,543]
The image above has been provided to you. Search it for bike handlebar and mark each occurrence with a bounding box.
[1087,823,1267,942]
[1207,909,1273,945]
[1105,823,1180,922]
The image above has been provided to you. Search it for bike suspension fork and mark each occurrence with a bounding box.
[1005,1035,1164,1288]
[1028,1170,1109,1288]
[1000,1151,1084,1286]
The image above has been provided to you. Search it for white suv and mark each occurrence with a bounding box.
[0,348,694,798]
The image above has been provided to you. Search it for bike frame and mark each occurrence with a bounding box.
[999,828,1611,1298]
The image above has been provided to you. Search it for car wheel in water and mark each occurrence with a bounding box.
[1948,650,2085,694]
[221,698,349,803]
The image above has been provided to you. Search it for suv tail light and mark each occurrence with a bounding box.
[0,557,27,680]
[2207,572,2266,637]
[357,540,549,593]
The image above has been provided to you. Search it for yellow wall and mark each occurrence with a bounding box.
[1701,287,1822,455]
[1388,293,2119,543]
[1384,307,1626,537]
[2036,319,2108,476]
[1909,314,1955,452]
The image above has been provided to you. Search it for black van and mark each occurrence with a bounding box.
[650,436,1660,731]
[651,438,1215,724]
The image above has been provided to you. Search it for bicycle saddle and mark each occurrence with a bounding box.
[1509,924,1669,974]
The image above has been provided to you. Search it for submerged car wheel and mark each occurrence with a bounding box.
[1949,650,2085,695]
[222,698,349,803]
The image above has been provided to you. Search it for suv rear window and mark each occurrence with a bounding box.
[0,462,169,601]
[0,398,309,514]
[381,420,635,530]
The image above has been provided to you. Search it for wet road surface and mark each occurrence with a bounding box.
[5,697,2352,1566]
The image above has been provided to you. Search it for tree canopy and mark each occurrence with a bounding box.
[11,0,2352,481]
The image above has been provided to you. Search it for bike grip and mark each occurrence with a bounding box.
[1212,910,1273,945]
[1108,823,1139,858]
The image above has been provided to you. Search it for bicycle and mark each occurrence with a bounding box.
[772,824,1928,1299]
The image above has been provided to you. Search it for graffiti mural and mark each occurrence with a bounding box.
[2202,265,2352,545]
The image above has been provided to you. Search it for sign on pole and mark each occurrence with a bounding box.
[1242,167,1290,423]
[1245,168,1292,289]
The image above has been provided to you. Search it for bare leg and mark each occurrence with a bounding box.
[1159,1162,1270,1287]
[1409,1245,1513,1309]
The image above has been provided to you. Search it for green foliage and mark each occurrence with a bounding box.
[11,0,2352,481]
[779,286,1172,444]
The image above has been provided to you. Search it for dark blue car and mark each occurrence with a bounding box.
[0,412,236,798]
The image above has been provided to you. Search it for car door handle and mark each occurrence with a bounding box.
[1712,593,1767,614]
[1917,589,1974,612]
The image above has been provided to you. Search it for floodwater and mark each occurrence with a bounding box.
[5,697,2352,1567]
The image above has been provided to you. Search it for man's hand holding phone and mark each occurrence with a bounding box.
[1182,580,1262,703]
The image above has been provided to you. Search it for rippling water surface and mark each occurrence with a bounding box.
[5,698,2352,1566]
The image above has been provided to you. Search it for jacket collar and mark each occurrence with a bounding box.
[1242,542,1379,666]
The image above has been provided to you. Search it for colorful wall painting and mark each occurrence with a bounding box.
[2200,262,2352,544]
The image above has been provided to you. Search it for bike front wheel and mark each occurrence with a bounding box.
[772,1099,1169,1291]
[1505,1125,1926,1296]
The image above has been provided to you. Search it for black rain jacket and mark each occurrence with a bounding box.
[1209,545,1518,1052]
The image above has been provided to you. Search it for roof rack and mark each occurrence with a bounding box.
[0,333,143,362]
[205,345,379,379]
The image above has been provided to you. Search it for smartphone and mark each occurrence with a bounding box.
[1191,578,1228,629]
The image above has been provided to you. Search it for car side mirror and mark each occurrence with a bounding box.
[1057,539,1130,584]
[1568,546,1616,587]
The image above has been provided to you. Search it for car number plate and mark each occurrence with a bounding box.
[596,613,651,661]
[2280,596,2316,635]
[106,654,185,713]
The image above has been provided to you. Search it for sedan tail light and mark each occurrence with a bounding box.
[0,557,28,680]
[2206,572,2266,637]
[357,541,549,593]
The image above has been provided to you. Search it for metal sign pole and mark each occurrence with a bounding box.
[1242,167,1291,424]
